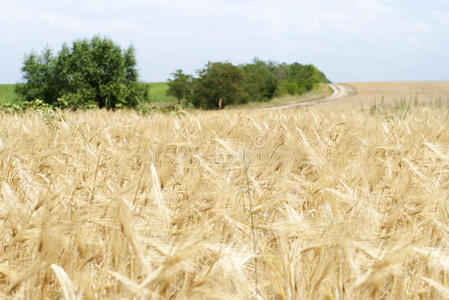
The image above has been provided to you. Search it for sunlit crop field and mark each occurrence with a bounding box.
[1,108,449,299]
[317,81,449,110]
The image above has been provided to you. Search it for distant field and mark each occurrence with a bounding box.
[4,81,448,109]
[146,82,177,103]
[0,84,17,104]
[0,83,177,105]
[317,81,449,109]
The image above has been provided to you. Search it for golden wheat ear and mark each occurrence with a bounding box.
[2,106,449,298]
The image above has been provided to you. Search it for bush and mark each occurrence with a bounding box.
[240,59,278,102]
[273,63,329,96]
[189,62,246,109]
[167,69,193,104]
[16,36,148,109]
[166,59,330,110]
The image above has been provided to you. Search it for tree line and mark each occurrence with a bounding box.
[167,60,329,109]
[14,36,329,110]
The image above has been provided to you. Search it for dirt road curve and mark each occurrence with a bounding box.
[261,83,351,111]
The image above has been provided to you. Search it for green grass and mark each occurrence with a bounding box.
[146,82,177,104]
[0,84,17,104]
[0,83,178,105]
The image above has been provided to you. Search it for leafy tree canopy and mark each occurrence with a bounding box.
[167,69,193,104]
[167,59,330,110]
[16,36,148,109]
[189,62,246,109]
[241,58,278,102]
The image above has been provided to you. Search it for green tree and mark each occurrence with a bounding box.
[15,49,59,104]
[166,59,330,109]
[296,64,329,92]
[189,62,246,109]
[273,62,330,96]
[16,36,148,109]
[167,69,193,104]
[241,59,278,102]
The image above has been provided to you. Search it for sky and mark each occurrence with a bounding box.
[0,0,448,83]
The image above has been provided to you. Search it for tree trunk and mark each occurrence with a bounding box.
[218,97,223,110]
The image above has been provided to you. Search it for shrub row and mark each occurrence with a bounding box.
[167,59,330,109]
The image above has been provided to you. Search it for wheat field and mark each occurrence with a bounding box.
[1,108,449,299]
[317,81,449,109]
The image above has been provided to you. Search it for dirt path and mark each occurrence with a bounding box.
[260,83,352,111]
[257,81,449,111]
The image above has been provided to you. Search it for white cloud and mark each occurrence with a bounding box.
[432,9,449,24]
[0,0,448,82]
